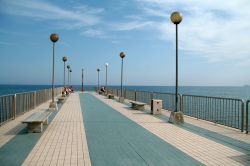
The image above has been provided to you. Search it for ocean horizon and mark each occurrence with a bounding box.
[1,84,250,100]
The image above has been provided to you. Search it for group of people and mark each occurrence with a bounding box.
[100,86,106,93]
[62,86,74,96]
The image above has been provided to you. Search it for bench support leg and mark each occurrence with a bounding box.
[44,118,49,125]
[27,122,43,133]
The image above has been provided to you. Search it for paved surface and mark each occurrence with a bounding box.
[80,93,202,166]
[1,92,250,166]
[94,93,250,166]
[22,93,90,166]
[0,102,49,148]
[0,100,58,166]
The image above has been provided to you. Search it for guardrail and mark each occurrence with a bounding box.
[124,90,136,101]
[75,86,97,92]
[246,100,250,134]
[182,94,244,131]
[109,88,181,111]
[0,87,63,126]
[135,91,152,105]
[107,88,248,133]
[153,92,181,112]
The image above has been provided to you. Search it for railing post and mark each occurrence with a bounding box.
[241,99,244,132]
[135,91,137,101]
[150,92,154,101]
[34,91,36,109]
[12,94,16,120]
[124,89,126,99]
[150,92,154,111]
[246,100,249,134]
[180,94,182,112]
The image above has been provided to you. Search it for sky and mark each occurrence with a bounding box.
[0,0,250,86]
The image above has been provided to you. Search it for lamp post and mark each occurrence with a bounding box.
[67,65,70,87]
[105,63,108,95]
[97,68,100,92]
[70,69,72,86]
[119,52,125,102]
[169,11,184,124]
[62,56,67,88]
[82,68,84,92]
[49,33,59,111]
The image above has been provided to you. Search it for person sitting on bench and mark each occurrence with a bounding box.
[100,87,106,93]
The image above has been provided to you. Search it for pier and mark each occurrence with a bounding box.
[0,91,250,166]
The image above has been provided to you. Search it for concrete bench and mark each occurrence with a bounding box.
[130,101,146,110]
[22,111,52,133]
[107,94,114,99]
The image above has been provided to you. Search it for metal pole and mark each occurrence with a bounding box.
[106,65,108,93]
[175,24,178,112]
[70,71,71,86]
[68,69,69,87]
[241,100,244,132]
[246,100,249,134]
[98,71,100,91]
[64,62,65,88]
[12,94,16,120]
[121,58,123,97]
[52,43,55,103]
[33,91,36,109]
[82,69,84,92]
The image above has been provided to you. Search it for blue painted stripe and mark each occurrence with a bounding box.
[0,103,63,166]
[80,93,203,166]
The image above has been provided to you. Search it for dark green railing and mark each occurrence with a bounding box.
[108,89,181,112]
[107,88,248,133]
[246,100,250,134]
[182,94,244,131]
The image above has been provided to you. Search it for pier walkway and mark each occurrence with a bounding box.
[0,92,249,165]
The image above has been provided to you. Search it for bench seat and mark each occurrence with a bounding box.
[130,101,146,110]
[22,111,51,133]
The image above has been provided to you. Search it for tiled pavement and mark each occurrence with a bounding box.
[1,92,250,166]
[94,93,250,166]
[22,93,91,166]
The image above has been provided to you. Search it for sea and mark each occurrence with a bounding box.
[1,85,250,100]
[0,85,60,96]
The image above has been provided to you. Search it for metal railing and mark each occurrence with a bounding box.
[246,100,250,133]
[0,94,15,125]
[135,91,152,105]
[109,88,181,111]
[182,94,244,131]
[107,88,249,132]
[0,87,63,126]
[75,86,97,92]
[153,92,181,112]
[124,90,136,101]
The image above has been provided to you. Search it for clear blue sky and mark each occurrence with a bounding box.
[0,0,250,86]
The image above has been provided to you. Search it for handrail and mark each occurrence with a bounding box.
[182,93,243,101]
[182,94,245,131]
[107,87,247,132]
[0,87,63,126]
[246,100,249,134]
